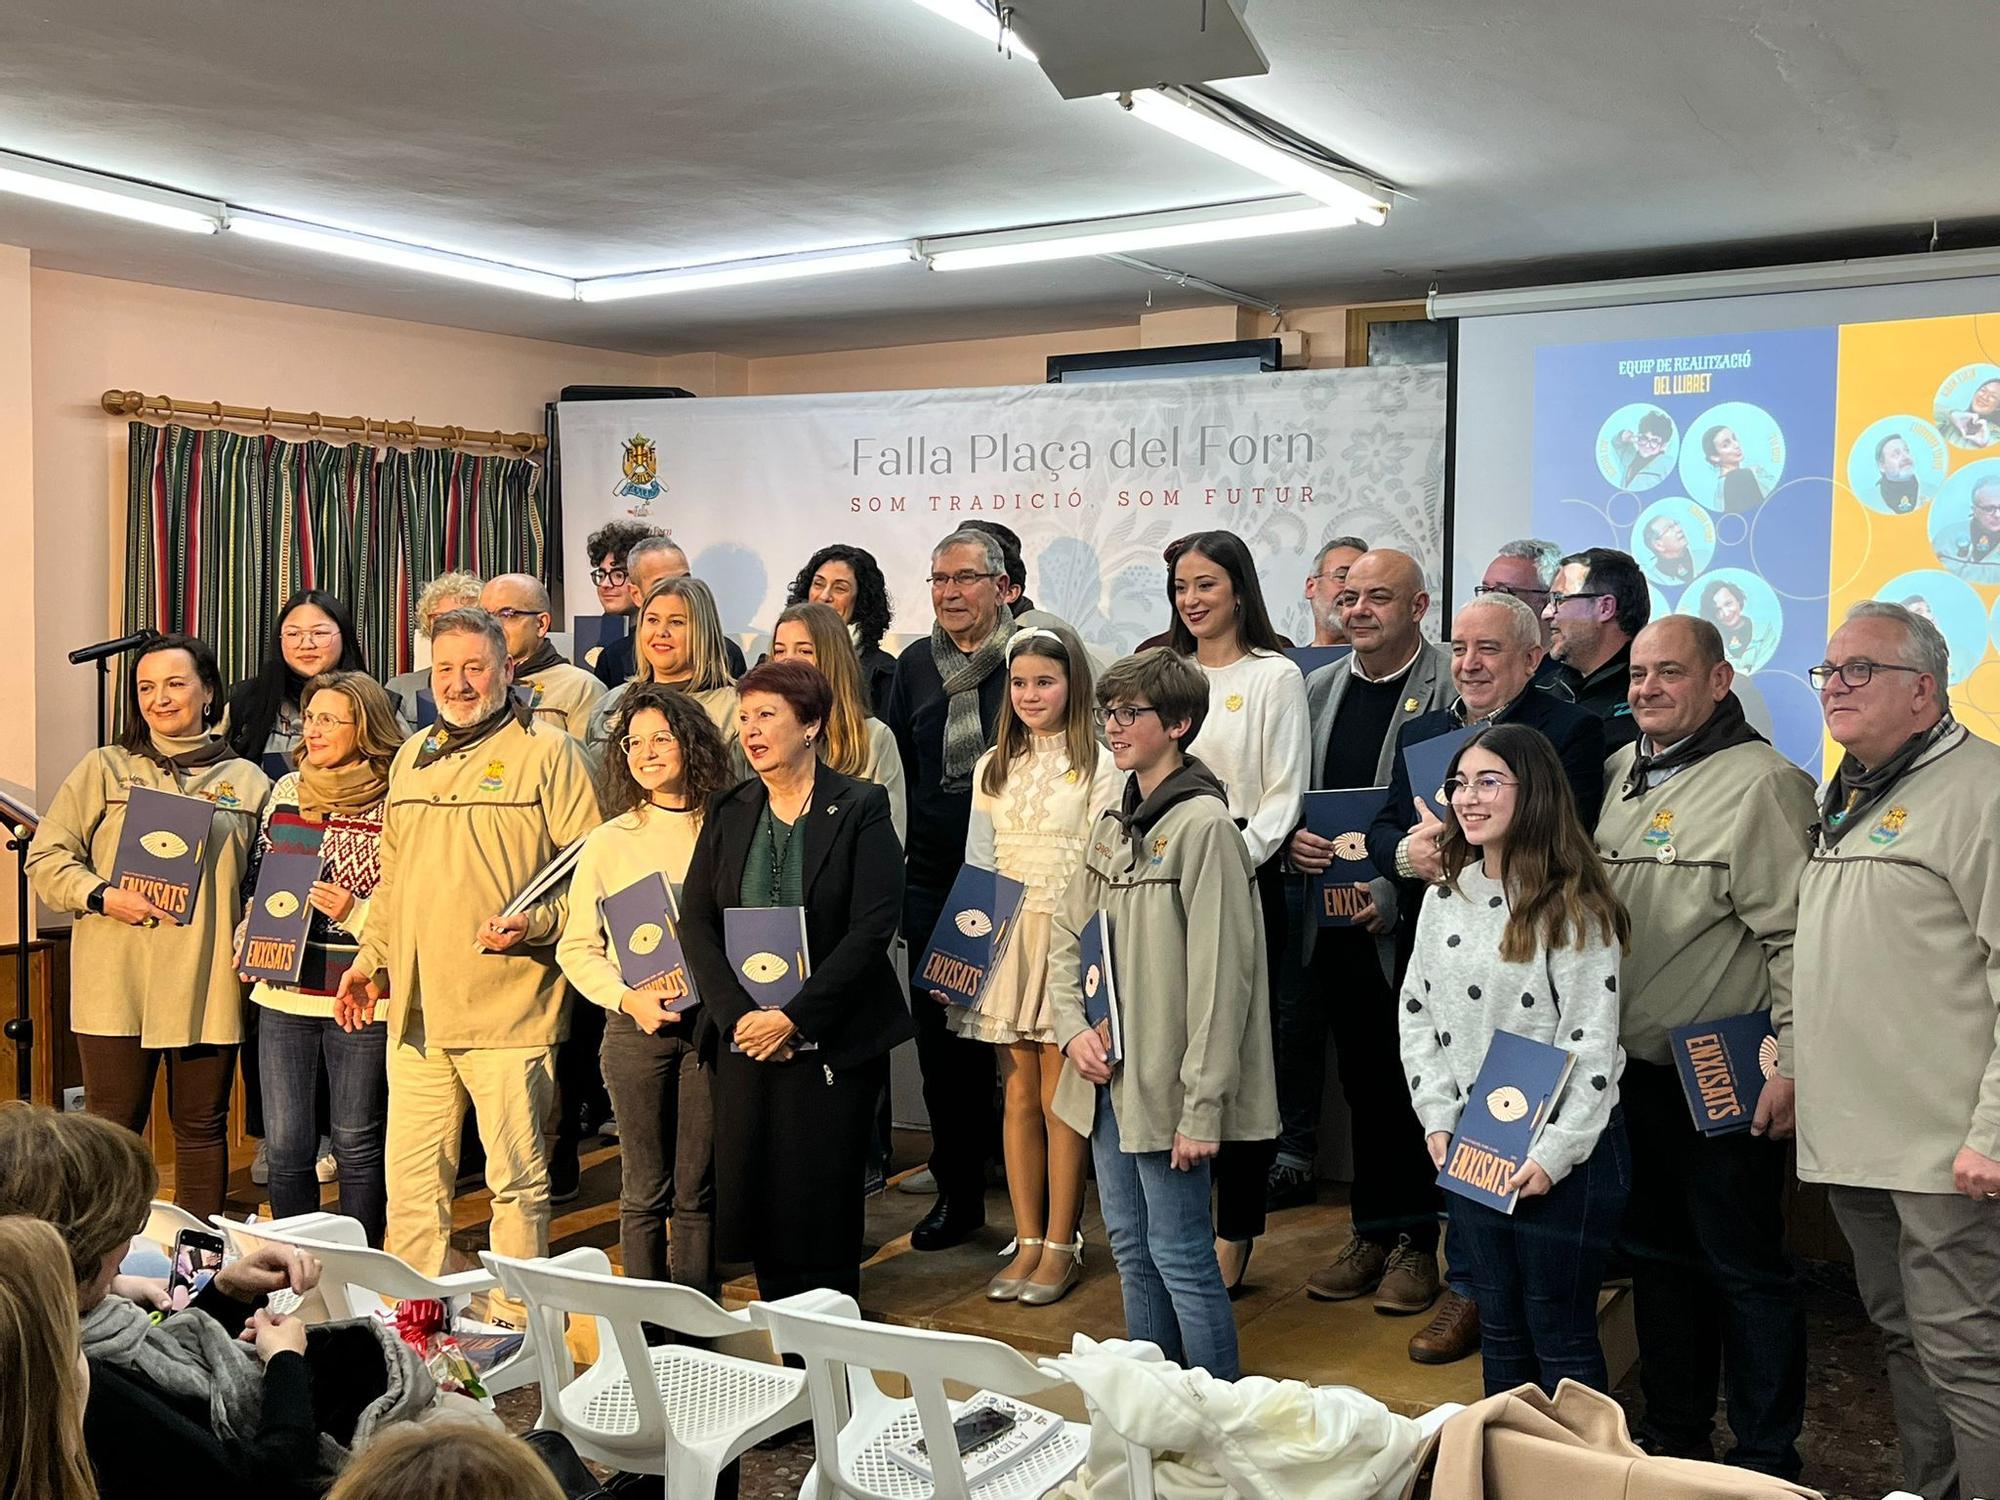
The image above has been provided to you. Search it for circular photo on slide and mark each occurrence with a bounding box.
[1928,460,2000,585]
[1875,569,1987,686]
[1845,416,1949,515]
[1933,364,2000,452]
[1595,403,1679,492]
[1680,403,1786,515]
[1648,583,1673,622]
[1679,568,1782,674]
[1630,498,1714,588]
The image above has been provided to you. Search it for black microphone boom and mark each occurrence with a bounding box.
[68,630,160,665]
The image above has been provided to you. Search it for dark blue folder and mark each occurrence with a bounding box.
[240,851,321,985]
[602,873,698,1012]
[1438,1029,1576,1214]
[1669,1010,1776,1136]
[1078,911,1122,1066]
[570,615,628,676]
[1301,787,1389,927]
[1402,724,1482,820]
[1284,644,1352,679]
[724,906,816,1051]
[108,787,215,927]
[914,865,1027,1008]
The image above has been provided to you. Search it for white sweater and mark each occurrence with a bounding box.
[556,805,703,1012]
[1189,651,1310,867]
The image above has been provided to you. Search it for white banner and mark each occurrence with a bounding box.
[557,365,1446,656]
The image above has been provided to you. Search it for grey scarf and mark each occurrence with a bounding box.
[929,604,1014,791]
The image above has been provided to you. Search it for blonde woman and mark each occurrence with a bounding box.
[0,1215,99,1500]
[769,601,906,844]
[586,577,741,764]
[327,1426,565,1500]
[950,622,1118,1306]
[385,570,482,727]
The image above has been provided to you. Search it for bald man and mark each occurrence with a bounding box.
[480,573,605,738]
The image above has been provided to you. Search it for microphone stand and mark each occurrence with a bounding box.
[0,793,36,1103]
[69,630,160,748]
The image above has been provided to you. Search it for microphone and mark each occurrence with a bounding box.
[68,630,161,666]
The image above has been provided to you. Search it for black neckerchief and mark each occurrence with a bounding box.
[413,693,528,769]
[1107,755,1227,867]
[516,638,568,677]
[1818,714,1958,845]
[1620,692,1763,799]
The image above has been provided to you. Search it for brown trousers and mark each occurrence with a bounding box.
[75,1035,238,1221]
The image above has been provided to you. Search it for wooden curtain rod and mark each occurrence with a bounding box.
[100,389,547,454]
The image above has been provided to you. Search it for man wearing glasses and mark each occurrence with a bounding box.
[1937,476,2000,585]
[1786,601,2000,1500]
[1595,615,1814,1477]
[1304,536,1369,647]
[480,573,605,739]
[1541,547,1650,752]
[593,536,749,687]
[1473,538,1564,689]
[886,527,1018,1251]
[580,519,662,688]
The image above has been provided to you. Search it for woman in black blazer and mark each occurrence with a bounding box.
[680,660,913,1301]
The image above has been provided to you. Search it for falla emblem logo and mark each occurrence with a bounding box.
[1642,810,1674,846]
[615,433,663,511]
[1868,806,1908,846]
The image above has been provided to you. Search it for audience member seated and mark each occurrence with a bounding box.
[0,1215,99,1500]
[326,1425,566,1500]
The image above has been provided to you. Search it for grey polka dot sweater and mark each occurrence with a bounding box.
[1398,863,1626,1184]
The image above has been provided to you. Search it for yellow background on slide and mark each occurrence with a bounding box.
[1831,313,2000,766]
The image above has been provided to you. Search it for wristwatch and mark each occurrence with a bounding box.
[85,882,109,915]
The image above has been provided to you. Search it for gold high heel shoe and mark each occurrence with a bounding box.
[986,1237,1044,1301]
[1018,1234,1083,1306]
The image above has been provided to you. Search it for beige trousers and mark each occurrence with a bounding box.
[384,1027,557,1322]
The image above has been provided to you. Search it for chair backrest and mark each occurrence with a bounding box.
[753,1297,1075,1500]
[217,1213,491,1320]
[143,1199,207,1252]
[481,1247,756,1450]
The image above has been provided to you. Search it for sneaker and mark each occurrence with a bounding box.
[1264,1161,1317,1213]
[894,1167,937,1196]
[597,1114,619,1141]
[1373,1237,1441,1315]
[249,1140,269,1186]
[549,1146,582,1205]
[315,1139,338,1183]
[1305,1235,1388,1301]
[1408,1288,1482,1364]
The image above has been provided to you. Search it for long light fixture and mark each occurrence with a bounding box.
[1120,88,1390,225]
[576,243,916,303]
[226,210,577,299]
[904,0,1037,62]
[0,149,221,234]
[923,196,1351,271]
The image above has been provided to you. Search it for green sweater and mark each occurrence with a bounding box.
[1596,739,1817,1066]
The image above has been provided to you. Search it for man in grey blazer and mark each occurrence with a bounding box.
[1276,548,1455,1317]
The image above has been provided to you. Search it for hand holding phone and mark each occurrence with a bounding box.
[167,1228,227,1312]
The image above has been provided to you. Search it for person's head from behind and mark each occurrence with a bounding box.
[587,520,663,616]
[1627,615,1731,746]
[1167,530,1282,655]
[1702,424,1742,470]
[415,571,484,640]
[478,573,553,666]
[0,1103,158,1313]
[0,1215,96,1500]
[597,681,733,820]
[1095,647,1208,780]
[785,543,894,652]
[1449,596,1542,718]
[427,608,513,729]
[327,1425,566,1500]
[1438,724,1629,962]
[1634,410,1673,459]
[1336,548,1427,662]
[1877,433,1914,480]
[625,536,691,612]
[735,660,831,782]
[119,635,225,751]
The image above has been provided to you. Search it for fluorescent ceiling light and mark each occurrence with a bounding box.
[923,197,1352,271]
[0,150,220,234]
[1121,88,1389,225]
[576,244,917,303]
[226,211,576,299]
[905,0,1037,61]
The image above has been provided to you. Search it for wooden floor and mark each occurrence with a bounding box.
[218,1130,1633,1419]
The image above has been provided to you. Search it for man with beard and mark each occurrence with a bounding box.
[336,609,601,1323]
[1544,548,1649,752]
[1939,478,2000,585]
[1876,433,1923,513]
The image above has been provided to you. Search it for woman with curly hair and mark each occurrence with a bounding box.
[786,544,897,717]
[557,683,736,1292]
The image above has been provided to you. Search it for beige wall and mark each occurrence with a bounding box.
[0,248,34,945]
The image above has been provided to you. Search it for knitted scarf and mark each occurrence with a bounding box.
[928,604,1014,791]
[297,757,391,821]
[1819,713,1960,846]
[1619,692,1763,799]
[413,692,527,769]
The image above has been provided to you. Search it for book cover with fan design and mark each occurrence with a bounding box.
[1669,1010,1777,1136]
[239,851,321,985]
[1438,1029,1575,1214]
[915,864,1027,1007]
[1302,787,1388,926]
[724,906,816,1051]
[601,872,697,1012]
[108,787,215,927]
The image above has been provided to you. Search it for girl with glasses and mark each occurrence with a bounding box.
[225,589,371,777]
[1399,723,1632,1397]
[557,683,735,1292]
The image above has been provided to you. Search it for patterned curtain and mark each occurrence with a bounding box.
[123,421,546,712]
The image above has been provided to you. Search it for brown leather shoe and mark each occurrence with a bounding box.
[1407,1287,1481,1364]
[1372,1237,1441,1315]
[1305,1235,1388,1301]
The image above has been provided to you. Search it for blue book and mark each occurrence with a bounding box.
[570,614,627,676]
[108,787,215,927]
[413,688,439,729]
[1301,787,1389,927]
[914,865,1028,1008]
[1284,644,1352,679]
[1669,1010,1777,1137]
[1077,911,1123,1066]
[724,906,816,1051]
[1402,723,1482,821]
[601,873,698,1012]
[239,851,321,985]
[1438,1029,1576,1214]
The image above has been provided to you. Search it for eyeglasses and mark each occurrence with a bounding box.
[589,567,628,586]
[1094,704,1165,729]
[1808,660,1925,691]
[301,712,354,732]
[927,570,1000,590]
[281,626,339,645]
[1545,590,1612,611]
[1442,773,1519,802]
[619,730,679,756]
[1473,582,1549,602]
[490,607,544,622]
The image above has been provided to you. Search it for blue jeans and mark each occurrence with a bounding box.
[1091,1091,1239,1380]
[258,1008,389,1244]
[1446,1108,1630,1397]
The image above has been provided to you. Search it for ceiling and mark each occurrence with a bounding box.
[0,0,1990,357]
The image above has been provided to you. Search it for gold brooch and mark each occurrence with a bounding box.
[1225,693,1245,712]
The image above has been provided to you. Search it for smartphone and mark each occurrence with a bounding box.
[167,1228,226,1311]
[951,1408,1016,1454]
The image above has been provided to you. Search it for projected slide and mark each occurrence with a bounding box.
[1534,312,2000,767]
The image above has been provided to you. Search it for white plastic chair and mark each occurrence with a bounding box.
[214,1212,537,1395]
[482,1246,820,1500]
[142,1198,208,1253]
[751,1294,1090,1500]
